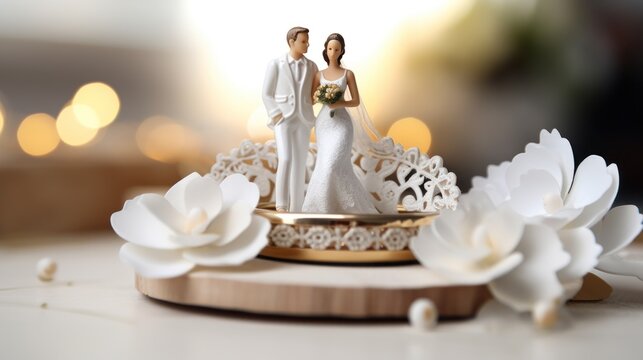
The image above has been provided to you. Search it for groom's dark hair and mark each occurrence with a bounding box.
[287,27,309,46]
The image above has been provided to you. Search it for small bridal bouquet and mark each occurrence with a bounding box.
[314,83,343,117]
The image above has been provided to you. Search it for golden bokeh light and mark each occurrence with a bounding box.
[136,116,201,163]
[387,117,432,153]
[0,102,4,136]
[69,103,101,129]
[246,106,274,142]
[72,82,120,128]
[56,105,99,146]
[17,113,60,156]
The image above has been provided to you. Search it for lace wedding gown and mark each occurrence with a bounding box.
[302,71,378,214]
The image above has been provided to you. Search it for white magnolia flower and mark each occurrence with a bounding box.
[411,191,571,312]
[472,129,641,282]
[111,172,269,278]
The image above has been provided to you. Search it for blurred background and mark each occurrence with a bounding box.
[0,0,641,236]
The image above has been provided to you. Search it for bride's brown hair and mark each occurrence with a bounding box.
[322,33,345,65]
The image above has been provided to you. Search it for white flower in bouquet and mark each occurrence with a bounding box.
[315,83,343,117]
[111,172,269,278]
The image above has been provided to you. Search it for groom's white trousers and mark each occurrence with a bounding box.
[274,116,310,212]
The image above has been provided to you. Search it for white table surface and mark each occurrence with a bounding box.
[1,232,642,360]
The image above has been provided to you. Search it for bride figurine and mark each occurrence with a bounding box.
[302,33,379,214]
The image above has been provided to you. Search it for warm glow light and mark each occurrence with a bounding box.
[56,105,99,146]
[72,82,120,128]
[184,0,449,88]
[17,113,60,156]
[387,117,432,153]
[246,107,274,142]
[181,0,452,130]
[69,103,101,130]
[0,102,4,136]
[137,116,201,163]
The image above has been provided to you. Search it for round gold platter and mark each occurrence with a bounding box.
[255,204,436,264]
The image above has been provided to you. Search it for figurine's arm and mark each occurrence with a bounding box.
[262,60,283,122]
[311,71,321,103]
[330,70,360,109]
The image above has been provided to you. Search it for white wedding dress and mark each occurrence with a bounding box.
[302,71,378,214]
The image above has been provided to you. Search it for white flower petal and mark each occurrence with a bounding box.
[433,198,494,262]
[411,225,480,273]
[119,243,194,278]
[219,173,260,211]
[430,207,468,248]
[111,198,181,249]
[507,170,561,217]
[538,129,574,196]
[596,253,643,281]
[506,145,563,193]
[206,201,254,246]
[184,174,223,219]
[556,228,601,294]
[435,253,524,285]
[565,155,612,209]
[137,193,185,233]
[412,189,531,286]
[471,181,505,207]
[459,189,496,214]
[183,215,269,266]
[471,175,488,191]
[561,278,584,302]
[450,190,495,239]
[592,205,643,257]
[489,224,570,312]
[168,233,220,248]
[164,172,201,215]
[531,207,582,229]
[483,205,524,258]
[472,162,511,205]
[566,164,619,228]
[487,161,511,189]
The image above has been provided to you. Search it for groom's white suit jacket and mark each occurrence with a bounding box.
[262,53,317,129]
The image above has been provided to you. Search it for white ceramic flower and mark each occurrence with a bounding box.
[411,191,571,313]
[592,205,643,280]
[472,129,641,282]
[111,172,269,278]
[472,129,617,229]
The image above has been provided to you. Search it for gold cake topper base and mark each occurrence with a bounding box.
[255,204,435,264]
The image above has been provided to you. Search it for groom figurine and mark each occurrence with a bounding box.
[262,26,318,212]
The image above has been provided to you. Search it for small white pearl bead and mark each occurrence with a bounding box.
[36,257,57,282]
[408,298,438,330]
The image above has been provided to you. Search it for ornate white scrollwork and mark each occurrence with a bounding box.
[210,137,460,213]
[210,140,279,200]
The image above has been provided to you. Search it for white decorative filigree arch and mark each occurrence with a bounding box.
[210,137,460,213]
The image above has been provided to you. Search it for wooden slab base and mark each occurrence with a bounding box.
[135,258,492,319]
[570,273,613,301]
